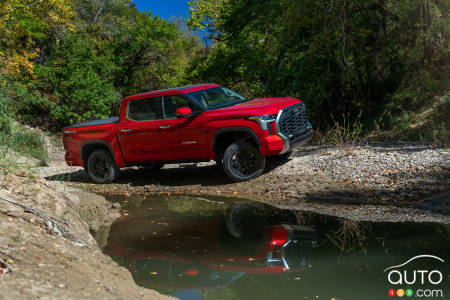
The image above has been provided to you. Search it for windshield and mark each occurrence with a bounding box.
[186,86,248,109]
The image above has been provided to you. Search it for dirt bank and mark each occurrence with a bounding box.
[0,171,172,299]
[44,143,450,224]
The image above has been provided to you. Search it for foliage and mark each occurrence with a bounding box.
[187,0,225,31]
[0,91,14,135]
[187,0,449,134]
[0,75,54,126]
[0,0,74,77]
[0,0,447,141]
[1,0,203,128]
[0,91,47,163]
[10,128,48,162]
[39,33,119,126]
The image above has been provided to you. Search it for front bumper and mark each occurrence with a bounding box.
[275,104,313,154]
[261,121,313,156]
[277,129,313,154]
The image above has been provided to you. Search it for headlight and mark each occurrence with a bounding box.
[247,114,278,130]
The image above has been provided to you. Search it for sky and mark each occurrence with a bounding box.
[132,0,190,21]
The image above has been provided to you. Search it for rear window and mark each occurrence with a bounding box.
[127,97,163,121]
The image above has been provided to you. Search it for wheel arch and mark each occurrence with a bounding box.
[212,127,261,160]
[81,140,115,169]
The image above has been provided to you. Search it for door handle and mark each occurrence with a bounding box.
[120,128,132,133]
[159,125,171,129]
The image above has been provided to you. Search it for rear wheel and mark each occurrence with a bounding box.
[222,141,265,182]
[87,149,119,184]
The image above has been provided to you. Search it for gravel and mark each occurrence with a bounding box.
[277,143,449,194]
[40,140,450,224]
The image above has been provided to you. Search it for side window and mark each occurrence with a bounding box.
[127,97,163,121]
[163,95,196,119]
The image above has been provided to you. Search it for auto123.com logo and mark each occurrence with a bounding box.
[384,255,446,298]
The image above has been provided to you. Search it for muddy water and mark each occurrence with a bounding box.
[98,194,450,300]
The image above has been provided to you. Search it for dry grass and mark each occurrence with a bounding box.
[313,112,366,155]
[326,220,372,254]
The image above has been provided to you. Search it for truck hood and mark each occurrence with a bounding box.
[214,98,301,115]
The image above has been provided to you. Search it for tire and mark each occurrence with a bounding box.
[222,141,266,182]
[87,149,119,184]
[139,162,164,171]
[226,202,267,239]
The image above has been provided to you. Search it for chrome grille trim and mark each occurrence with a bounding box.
[275,109,290,154]
[275,102,310,154]
[278,102,308,139]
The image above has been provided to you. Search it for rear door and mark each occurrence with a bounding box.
[118,96,168,163]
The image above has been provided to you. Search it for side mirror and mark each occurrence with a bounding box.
[175,107,193,118]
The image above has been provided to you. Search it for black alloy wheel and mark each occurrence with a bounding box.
[87,149,119,184]
[222,141,265,181]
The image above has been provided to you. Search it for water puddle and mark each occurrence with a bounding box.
[98,194,449,300]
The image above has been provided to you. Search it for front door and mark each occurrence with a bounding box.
[160,95,206,160]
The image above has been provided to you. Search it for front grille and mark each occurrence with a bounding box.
[278,103,309,139]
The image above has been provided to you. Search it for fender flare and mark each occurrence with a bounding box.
[81,140,116,166]
[212,127,261,153]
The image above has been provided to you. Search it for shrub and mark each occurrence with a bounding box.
[0,91,48,163]
[0,93,14,135]
[40,33,119,127]
[10,129,48,162]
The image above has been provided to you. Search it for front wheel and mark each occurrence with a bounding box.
[222,141,265,182]
[87,149,119,184]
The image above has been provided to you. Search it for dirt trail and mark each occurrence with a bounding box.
[43,143,450,224]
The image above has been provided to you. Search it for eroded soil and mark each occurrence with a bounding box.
[0,172,172,300]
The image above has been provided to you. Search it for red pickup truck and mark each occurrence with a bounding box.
[62,84,312,183]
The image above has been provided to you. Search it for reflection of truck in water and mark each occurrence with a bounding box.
[103,201,316,289]
[100,195,450,300]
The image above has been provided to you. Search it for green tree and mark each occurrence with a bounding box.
[39,33,118,126]
[187,0,449,132]
[0,0,204,129]
[0,0,74,77]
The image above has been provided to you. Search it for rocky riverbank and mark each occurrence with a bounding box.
[1,136,449,299]
[43,142,450,224]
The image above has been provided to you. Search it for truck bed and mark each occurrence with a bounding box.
[62,116,125,168]
[64,116,119,129]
